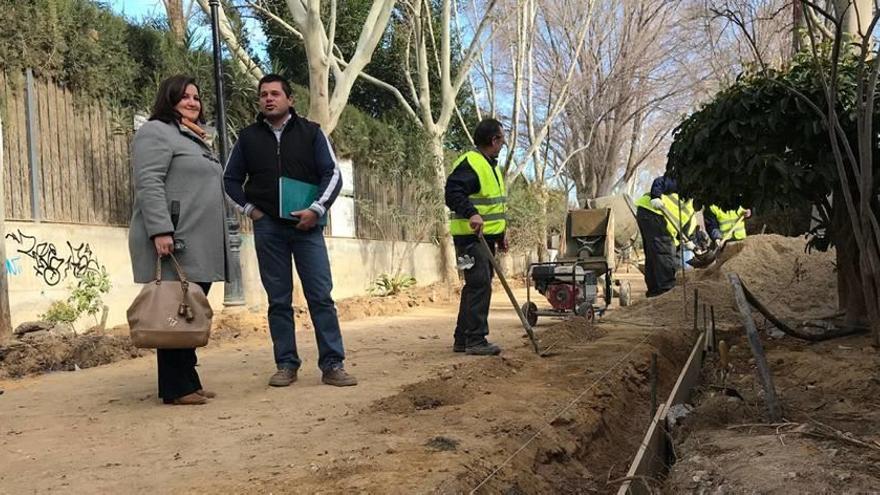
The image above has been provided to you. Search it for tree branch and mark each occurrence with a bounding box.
[197,0,265,83]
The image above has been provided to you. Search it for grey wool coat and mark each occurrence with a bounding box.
[128,119,229,284]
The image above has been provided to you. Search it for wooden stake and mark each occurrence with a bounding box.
[702,303,709,352]
[703,303,708,333]
[709,305,717,352]
[728,273,782,422]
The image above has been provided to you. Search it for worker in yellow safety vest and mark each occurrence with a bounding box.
[705,204,751,249]
[445,118,508,356]
[634,174,698,297]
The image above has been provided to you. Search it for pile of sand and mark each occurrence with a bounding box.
[624,234,837,329]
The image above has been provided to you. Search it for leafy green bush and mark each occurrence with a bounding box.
[0,0,138,102]
[39,267,112,328]
[40,300,79,325]
[69,267,112,320]
[666,49,878,249]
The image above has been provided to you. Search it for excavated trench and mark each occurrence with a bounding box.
[428,234,839,494]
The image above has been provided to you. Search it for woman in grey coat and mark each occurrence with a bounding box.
[129,75,228,406]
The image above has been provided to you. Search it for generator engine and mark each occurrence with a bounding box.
[546,283,580,311]
[531,265,598,311]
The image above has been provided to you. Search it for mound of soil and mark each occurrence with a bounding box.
[0,333,143,378]
[371,356,525,415]
[626,234,837,328]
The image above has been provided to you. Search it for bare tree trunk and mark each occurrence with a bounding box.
[0,115,10,340]
[306,39,332,128]
[537,188,549,261]
[291,0,396,133]
[165,0,187,46]
[832,199,868,325]
[792,0,806,55]
[429,132,458,282]
[834,0,873,38]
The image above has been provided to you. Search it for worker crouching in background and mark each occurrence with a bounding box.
[705,205,751,250]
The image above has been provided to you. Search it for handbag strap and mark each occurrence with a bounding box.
[153,254,197,322]
[154,253,189,285]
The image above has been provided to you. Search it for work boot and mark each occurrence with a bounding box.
[268,368,297,387]
[322,366,358,387]
[465,341,502,356]
[452,342,466,353]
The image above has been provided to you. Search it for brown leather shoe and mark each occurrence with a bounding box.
[322,367,358,387]
[269,368,298,387]
[170,393,207,405]
[195,389,216,399]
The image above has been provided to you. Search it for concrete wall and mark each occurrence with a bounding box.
[4,221,444,328]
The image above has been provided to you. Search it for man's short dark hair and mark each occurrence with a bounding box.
[149,74,205,124]
[258,73,293,98]
[473,118,504,147]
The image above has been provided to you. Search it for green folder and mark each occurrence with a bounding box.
[278,176,327,225]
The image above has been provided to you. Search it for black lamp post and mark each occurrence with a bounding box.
[209,0,246,306]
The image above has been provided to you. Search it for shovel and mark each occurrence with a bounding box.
[692,211,748,268]
[656,204,717,268]
[687,248,717,269]
[476,234,541,355]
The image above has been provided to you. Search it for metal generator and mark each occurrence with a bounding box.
[522,208,630,325]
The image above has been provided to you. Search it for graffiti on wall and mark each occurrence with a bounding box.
[4,256,22,276]
[5,229,103,286]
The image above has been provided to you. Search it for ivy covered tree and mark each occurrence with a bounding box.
[666,50,879,334]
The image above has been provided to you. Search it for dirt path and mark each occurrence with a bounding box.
[0,291,541,493]
[4,235,856,494]
[0,280,677,495]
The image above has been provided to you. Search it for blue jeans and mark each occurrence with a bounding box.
[253,217,345,372]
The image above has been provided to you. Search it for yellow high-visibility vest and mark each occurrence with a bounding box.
[710,205,747,241]
[448,151,507,236]
[635,192,696,245]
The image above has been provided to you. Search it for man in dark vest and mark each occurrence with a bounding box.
[445,118,508,356]
[224,74,356,388]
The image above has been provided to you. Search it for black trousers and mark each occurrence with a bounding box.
[454,239,496,347]
[636,208,678,298]
[157,282,211,403]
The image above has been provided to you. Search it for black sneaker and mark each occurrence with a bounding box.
[453,342,466,353]
[465,342,502,356]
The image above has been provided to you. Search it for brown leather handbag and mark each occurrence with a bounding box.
[127,255,213,349]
